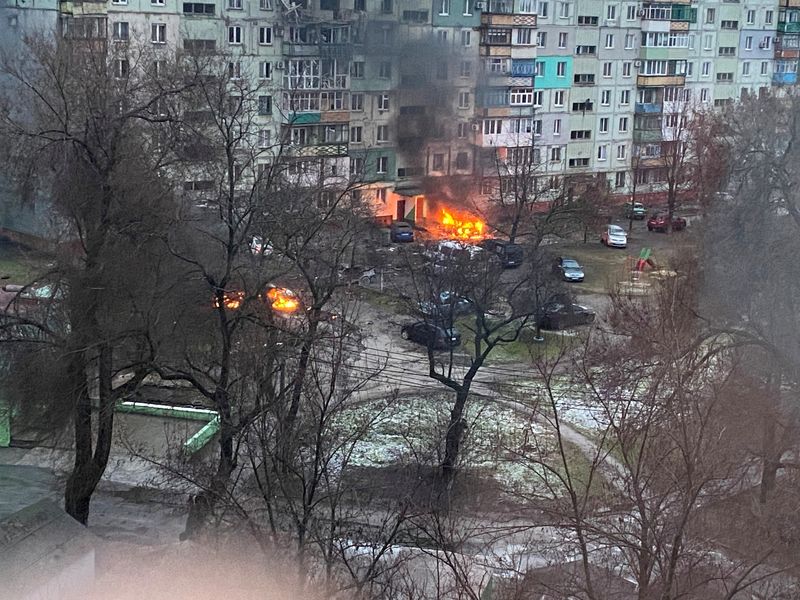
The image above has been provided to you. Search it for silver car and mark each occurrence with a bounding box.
[601,225,627,248]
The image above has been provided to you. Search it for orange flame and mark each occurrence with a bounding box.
[440,210,485,240]
[265,287,300,314]
[214,291,245,310]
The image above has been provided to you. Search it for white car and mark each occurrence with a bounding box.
[601,225,627,248]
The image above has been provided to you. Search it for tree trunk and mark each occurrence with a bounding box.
[759,417,780,504]
[441,389,469,486]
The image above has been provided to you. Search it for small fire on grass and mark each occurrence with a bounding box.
[213,291,245,310]
[440,209,486,241]
[265,286,300,314]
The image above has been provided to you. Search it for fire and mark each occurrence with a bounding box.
[265,286,300,314]
[440,210,485,240]
[214,290,245,310]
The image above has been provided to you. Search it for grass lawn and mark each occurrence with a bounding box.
[555,242,631,295]
[0,239,51,283]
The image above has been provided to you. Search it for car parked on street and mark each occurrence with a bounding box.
[400,321,462,349]
[601,225,628,248]
[478,238,524,268]
[418,291,473,320]
[623,202,647,219]
[423,240,483,274]
[553,257,585,282]
[536,302,596,330]
[390,221,415,242]
[647,212,687,232]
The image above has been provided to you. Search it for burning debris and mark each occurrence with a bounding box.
[212,286,301,315]
[440,209,486,241]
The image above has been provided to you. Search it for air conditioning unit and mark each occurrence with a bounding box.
[274,25,285,37]
[471,123,480,131]
[633,60,642,68]
[774,37,780,43]
[637,8,645,17]
[758,42,766,49]
[474,1,486,10]
[275,60,286,70]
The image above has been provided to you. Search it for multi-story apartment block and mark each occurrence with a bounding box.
[1,0,798,235]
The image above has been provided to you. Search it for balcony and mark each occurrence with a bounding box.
[773,72,798,85]
[635,102,663,114]
[288,143,349,157]
[778,22,800,34]
[637,74,686,87]
[633,130,663,144]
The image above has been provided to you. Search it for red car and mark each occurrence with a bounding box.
[647,212,687,232]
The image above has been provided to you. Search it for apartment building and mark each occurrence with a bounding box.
[0,0,796,232]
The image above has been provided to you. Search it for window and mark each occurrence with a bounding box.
[430,154,446,172]
[605,34,614,49]
[568,158,589,168]
[438,0,449,16]
[379,61,391,78]
[458,91,470,108]
[761,61,769,75]
[510,88,534,105]
[376,125,389,143]
[350,157,364,175]
[702,61,710,76]
[576,45,596,55]
[550,146,562,161]
[228,0,241,8]
[112,0,127,4]
[436,62,448,80]
[114,58,129,78]
[538,1,549,18]
[597,145,607,161]
[746,10,755,25]
[228,26,242,44]
[601,89,611,105]
[258,95,272,115]
[349,126,362,143]
[624,33,635,49]
[602,62,612,77]
[556,61,566,77]
[618,117,628,133]
[112,21,129,41]
[703,34,712,50]
[620,90,630,105]
[381,0,392,13]
[558,32,567,48]
[260,0,272,8]
[761,36,771,50]
[151,0,164,5]
[535,31,546,47]
[515,28,533,45]
[622,62,632,77]
[553,90,565,106]
[705,8,714,23]
[615,171,626,188]
[559,2,569,19]
[437,30,448,45]
[457,122,468,138]
[701,88,709,103]
[456,152,469,170]
[716,72,733,82]
[483,119,502,134]
[518,0,534,13]
[378,94,390,111]
[377,156,388,174]
[533,90,543,106]
[550,118,560,135]
[460,61,472,78]
[766,10,774,25]
[257,62,271,80]
[151,23,166,44]
[599,117,608,133]
[745,36,752,51]
[350,93,364,112]
[351,62,364,78]
[570,129,591,140]
[606,4,616,20]
[719,47,736,57]
[184,1,216,12]
[626,4,636,20]
[616,144,626,159]
[259,26,272,45]
[462,30,471,47]
[463,0,472,15]
[258,129,271,148]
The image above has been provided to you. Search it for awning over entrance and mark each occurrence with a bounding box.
[394,186,424,198]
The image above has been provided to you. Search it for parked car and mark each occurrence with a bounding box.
[478,238,524,268]
[601,225,628,248]
[390,221,415,242]
[647,212,687,232]
[423,240,483,274]
[400,321,462,349]
[418,291,473,320]
[553,257,585,282]
[623,201,647,219]
[536,302,596,330]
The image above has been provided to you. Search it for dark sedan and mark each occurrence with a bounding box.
[390,221,415,242]
[536,302,596,330]
[553,257,585,282]
[400,321,462,349]
[418,291,473,320]
[647,213,687,232]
